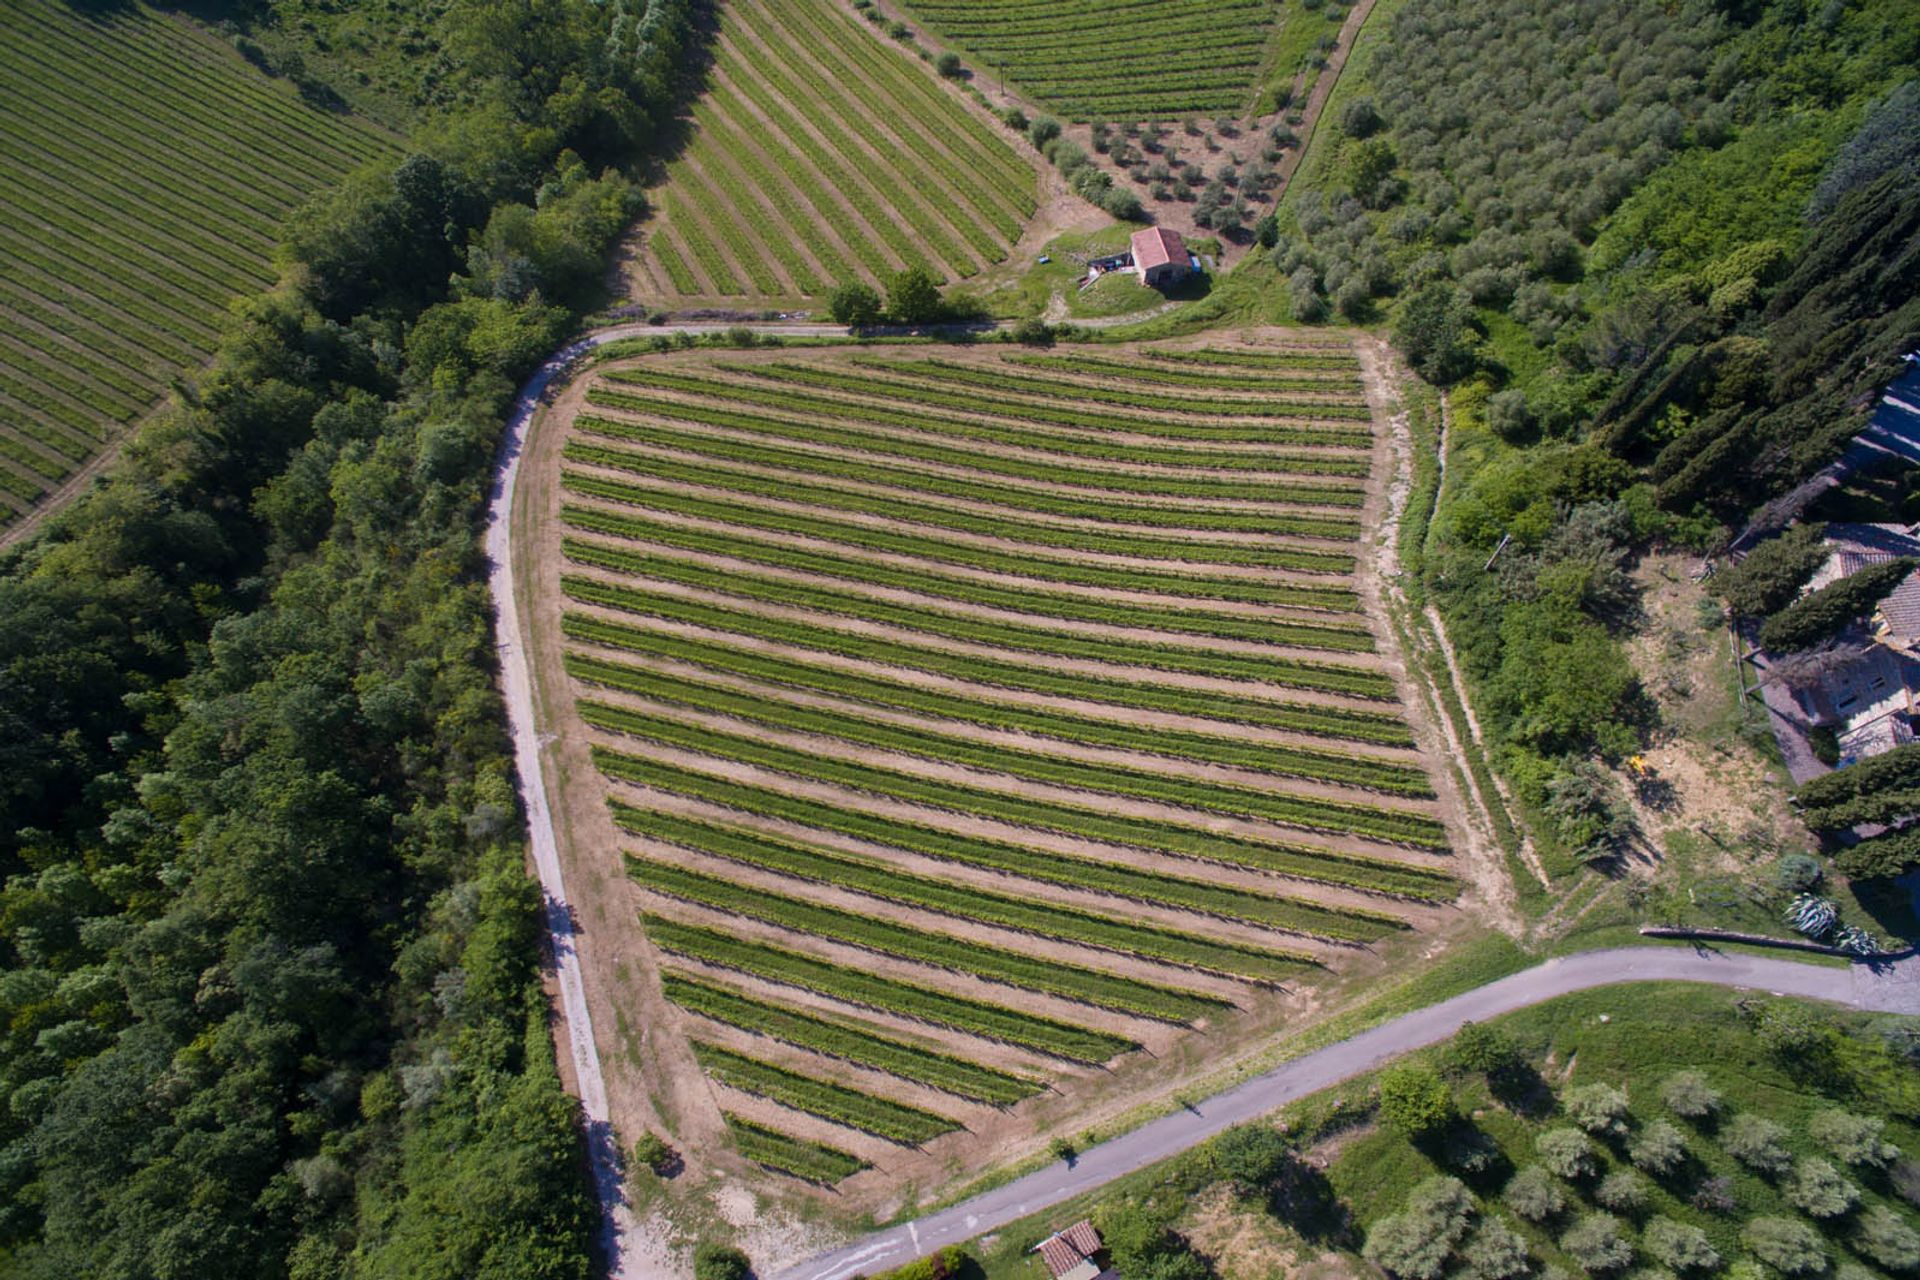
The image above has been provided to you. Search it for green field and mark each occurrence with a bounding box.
[0,0,397,527]
[901,0,1282,120]
[539,341,1456,1183]
[627,0,1038,301]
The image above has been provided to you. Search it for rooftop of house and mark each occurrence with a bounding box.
[1034,1220,1104,1280]
[1130,226,1187,271]
[1807,522,1920,591]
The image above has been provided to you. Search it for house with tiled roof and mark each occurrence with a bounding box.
[1130,227,1191,288]
[1032,1220,1113,1280]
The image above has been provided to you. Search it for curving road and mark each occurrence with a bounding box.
[486,322,1920,1280]
[770,946,1920,1280]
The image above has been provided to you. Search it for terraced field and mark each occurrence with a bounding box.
[526,337,1456,1187]
[901,0,1281,120]
[0,0,398,528]
[624,0,1040,303]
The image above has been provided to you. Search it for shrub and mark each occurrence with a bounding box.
[1658,1074,1720,1120]
[1775,853,1824,893]
[1028,116,1062,148]
[1537,1129,1599,1180]
[1740,1217,1826,1275]
[694,1244,752,1280]
[885,266,943,325]
[1487,390,1536,441]
[1561,1213,1634,1273]
[1461,1219,1531,1280]
[826,281,882,328]
[1760,557,1917,653]
[1380,1065,1456,1138]
[1001,106,1028,132]
[1010,318,1054,347]
[1049,1135,1076,1163]
[934,51,963,77]
[1855,1204,1920,1272]
[632,1131,674,1175]
[1722,1114,1793,1176]
[1629,1121,1687,1176]
[1595,1170,1647,1212]
[1362,1176,1476,1280]
[1210,1124,1294,1194]
[1712,524,1828,618]
[1810,1109,1903,1168]
[1341,96,1384,138]
[1785,1157,1859,1218]
[1690,1175,1737,1215]
[1565,1084,1631,1138]
[1644,1218,1720,1273]
[1506,1166,1568,1222]
[1101,188,1144,221]
[1395,282,1476,385]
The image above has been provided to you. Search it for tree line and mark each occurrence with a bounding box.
[0,1,694,1275]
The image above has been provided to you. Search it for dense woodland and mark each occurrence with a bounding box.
[1278,0,1919,862]
[0,1,693,1274]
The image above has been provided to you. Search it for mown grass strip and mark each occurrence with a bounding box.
[693,1042,957,1144]
[562,610,1413,746]
[1008,353,1369,394]
[725,1112,868,1184]
[664,974,1040,1104]
[1144,348,1362,371]
[560,511,1368,647]
[632,855,1223,1022]
[562,564,1393,697]
[559,471,1356,579]
[605,767,1398,941]
[588,707,1452,902]
[624,809,1319,984]
[563,639,1423,795]
[581,665,1443,850]
[647,916,1137,1063]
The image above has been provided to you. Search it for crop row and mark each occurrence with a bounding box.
[561,468,1357,571]
[714,45,941,280]
[693,1041,957,1144]
[560,505,1366,643]
[632,854,1224,1022]
[0,333,145,426]
[582,383,1370,479]
[715,361,1373,442]
[766,0,1036,215]
[583,708,1453,901]
[649,229,701,294]
[623,807,1319,984]
[557,480,1357,593]
[564,645,1423,795]
[561,609,1414,746]
[563,435,1357,537]
[1009,354,1367,395]
[0,275,187,393]
[648,915,1138,1063]
[718,14,986,276]
[663,156,792,295]
[618,362,1351,452]
[560,509,1364,646]
[1,241,218,349]
[862,359,1378,423]
[578,666,1441,849]
[561,562,1393,695]
[665,973,1040,1104]
[750,3,1021,252]
[659,191,744,294]
[725,1112,868,1184]
[1145,348,1362,371]
[571,410,1365,508]
[599,762,1402,942]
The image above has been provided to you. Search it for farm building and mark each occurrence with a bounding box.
[1131,227,1192,288]
[1033,1220,1112,1280]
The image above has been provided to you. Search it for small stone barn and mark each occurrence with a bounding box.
[1131,226,1191,287]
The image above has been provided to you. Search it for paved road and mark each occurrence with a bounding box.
[770,946,1919,1280]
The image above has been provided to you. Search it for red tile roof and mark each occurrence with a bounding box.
[1131,226,1187,271]
[1035,1221,1103,1279]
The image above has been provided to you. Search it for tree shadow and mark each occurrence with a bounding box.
[1265,1158,1353,1246]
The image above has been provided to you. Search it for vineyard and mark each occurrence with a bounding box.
[899,0,1281,120]
[526,338,1457,1187]
[624,0,1039,302]
[0,0,398,528]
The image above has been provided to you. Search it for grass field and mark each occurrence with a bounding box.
[624,0,1040,302]
[536,338,1456,1184]
[0,0,397,528]
[900,0,1282,120]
